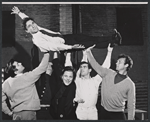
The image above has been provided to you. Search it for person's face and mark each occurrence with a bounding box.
[46,62,53,76]
[116,58,128,72]
[13,61,25,75]
[80,63,91,77]
[62,71,73,86]
[25,20,39,34]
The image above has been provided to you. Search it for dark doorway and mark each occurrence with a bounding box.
[2,11,15,47]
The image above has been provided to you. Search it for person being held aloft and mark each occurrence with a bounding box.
[11,6,122,51]
[11,6,84,53]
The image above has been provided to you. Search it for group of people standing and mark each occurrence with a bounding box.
[2,6,135,120]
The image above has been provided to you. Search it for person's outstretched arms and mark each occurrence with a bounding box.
[101,43,113,68]
[56,44,85,51]
[11,6,61,34]
[11,6,29,19]
[38,26,61,35]
[22,52,50,87]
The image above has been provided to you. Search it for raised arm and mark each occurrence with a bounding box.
[52,52,62,78]
[86,45,108,77]
[11,6,61,35]
[64,52,73,67]
[38,26,61,35]
[26,52,50,84]
[102,43,113,68]
[81,50,88,62]
[11,6,28,19]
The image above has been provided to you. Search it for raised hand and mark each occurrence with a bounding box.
[85,44,96,52]
[11,6,20,15]
[107,43,113,52]
[72,44,85,49]
[111,28,122,47]
[77,99,85,103]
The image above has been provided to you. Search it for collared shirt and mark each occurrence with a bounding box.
[74,74,102,108]
[18,12,72,52]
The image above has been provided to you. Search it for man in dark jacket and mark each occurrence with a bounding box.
[49,52,77,120]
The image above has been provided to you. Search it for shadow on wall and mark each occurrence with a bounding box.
[110,58,116,71]
[11,41,32,72]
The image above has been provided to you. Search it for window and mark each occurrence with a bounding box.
[116,7,143,45]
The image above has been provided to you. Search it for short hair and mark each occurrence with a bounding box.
[22,17,34,30]
[79,61,92,69]
[61,66,76,81]
[5,59,18,77]
[117,54,133,71]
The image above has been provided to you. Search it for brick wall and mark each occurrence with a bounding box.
[2,3,148,82]
[2,4,60,70]
[77,4,148,82]
[60,4,72,34]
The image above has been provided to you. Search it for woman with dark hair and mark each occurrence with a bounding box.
[49,52,77,120]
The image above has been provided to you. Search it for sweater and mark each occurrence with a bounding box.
[86,51,135,120]
[2,53,49,114]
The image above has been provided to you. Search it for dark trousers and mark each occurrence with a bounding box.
[36,107,53,120]
[2,112,12,120]
[63,34,112,48]
[99,106,127,120]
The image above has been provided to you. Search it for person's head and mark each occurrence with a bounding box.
[5,59,25,77]
[23,17,39,34]
[46,62,53,76]
[116,54,133,73]
[61,66,76,86]
[79,61,92,77]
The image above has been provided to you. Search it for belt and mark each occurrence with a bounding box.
[40,104,50,110]
[40,104,50,107]
[79,105,96,109]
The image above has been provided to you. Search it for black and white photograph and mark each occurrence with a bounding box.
[1,2,148,120]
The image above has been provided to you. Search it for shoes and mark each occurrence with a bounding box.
[110,29,122,47]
